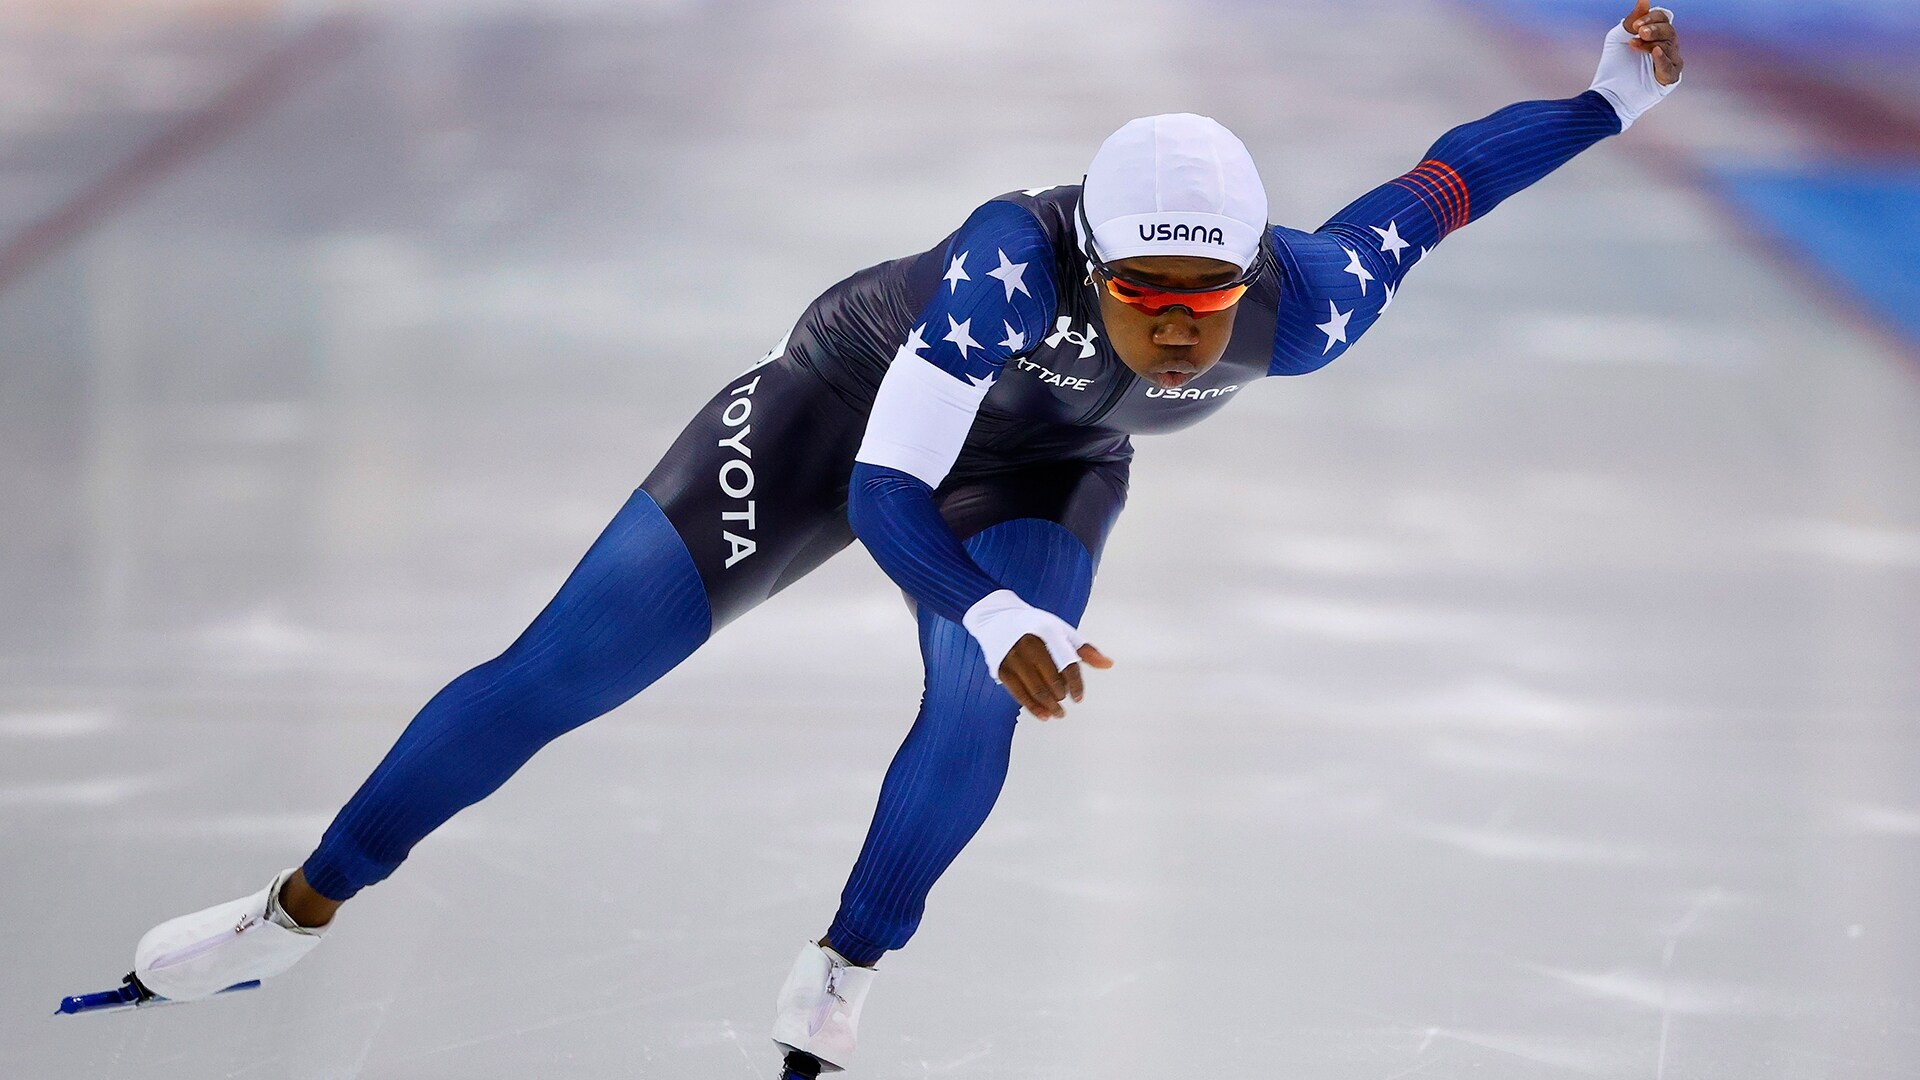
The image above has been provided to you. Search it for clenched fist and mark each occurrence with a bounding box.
[1623,2,1683,86]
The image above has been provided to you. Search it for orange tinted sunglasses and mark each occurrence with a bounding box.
[1096,272,1249,316]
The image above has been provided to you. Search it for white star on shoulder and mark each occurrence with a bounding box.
[1340,246,1373,295]
[894,323,931,364]
[1370,220,1411,263]
[986,248,1030,302]
[943,251,970,293]
[1380,281,1395,314]
[1418,246,1429,265]
[1318,300,1353,354]
[999,320,1026,352]
[945,314,981,359]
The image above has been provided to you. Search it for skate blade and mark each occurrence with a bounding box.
[56,973,261,1016]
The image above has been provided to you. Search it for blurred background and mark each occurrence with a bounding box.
[3,1,1917,1077]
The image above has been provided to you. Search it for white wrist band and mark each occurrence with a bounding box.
[961,589,1087,682]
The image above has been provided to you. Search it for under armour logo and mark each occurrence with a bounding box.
[1043,316,1099,359]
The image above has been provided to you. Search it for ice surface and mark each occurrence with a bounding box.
[2,1,1916,1077]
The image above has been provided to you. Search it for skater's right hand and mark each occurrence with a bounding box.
[1001,634,1113,720]
[961,589,1114,719]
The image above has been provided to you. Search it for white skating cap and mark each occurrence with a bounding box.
[1079,113,1268,272]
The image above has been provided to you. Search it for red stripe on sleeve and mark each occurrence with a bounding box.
[1423,160,1471,232]
[1392,168,1461,238]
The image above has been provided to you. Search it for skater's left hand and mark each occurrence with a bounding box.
[1622,1,1683,85]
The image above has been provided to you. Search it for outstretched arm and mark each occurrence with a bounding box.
[1270,4,1684,373]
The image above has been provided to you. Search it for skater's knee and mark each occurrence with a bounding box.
[919,643,1022,734]
[468,638,632,733]
[474,581,710,728]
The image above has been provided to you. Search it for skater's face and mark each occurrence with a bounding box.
[1096,255,1245,391]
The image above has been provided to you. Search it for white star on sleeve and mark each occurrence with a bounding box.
[1317,300,1352,354]
[1340,246,1373,295]
[1380,281,1395,314]
[944,314,981,359]
[998,320,1025,352]
[986,248,1030,302]
[893,323,930,364]
[1370,220,1411,263]
[943,251,971,293]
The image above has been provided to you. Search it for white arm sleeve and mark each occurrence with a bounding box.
[1588,7,1681,132]
[854,352,993,488]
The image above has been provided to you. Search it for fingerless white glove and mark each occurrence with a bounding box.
[962,589,1085,682]
[1589,7,1680,131]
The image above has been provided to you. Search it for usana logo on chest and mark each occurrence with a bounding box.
[1144,383,1241,400]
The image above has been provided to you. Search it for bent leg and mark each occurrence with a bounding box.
[300,489,711,900]
[824,518,1097,964]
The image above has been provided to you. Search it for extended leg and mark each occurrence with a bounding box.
[298,488,712,902]
[297,354,863,907]
[129,489,713,999]
[124,352,868,1003]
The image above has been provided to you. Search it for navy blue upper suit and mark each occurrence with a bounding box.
[303,92,1626,965]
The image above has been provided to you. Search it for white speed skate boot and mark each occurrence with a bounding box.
[131,867,325,1002]
[771,942,876,1076]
